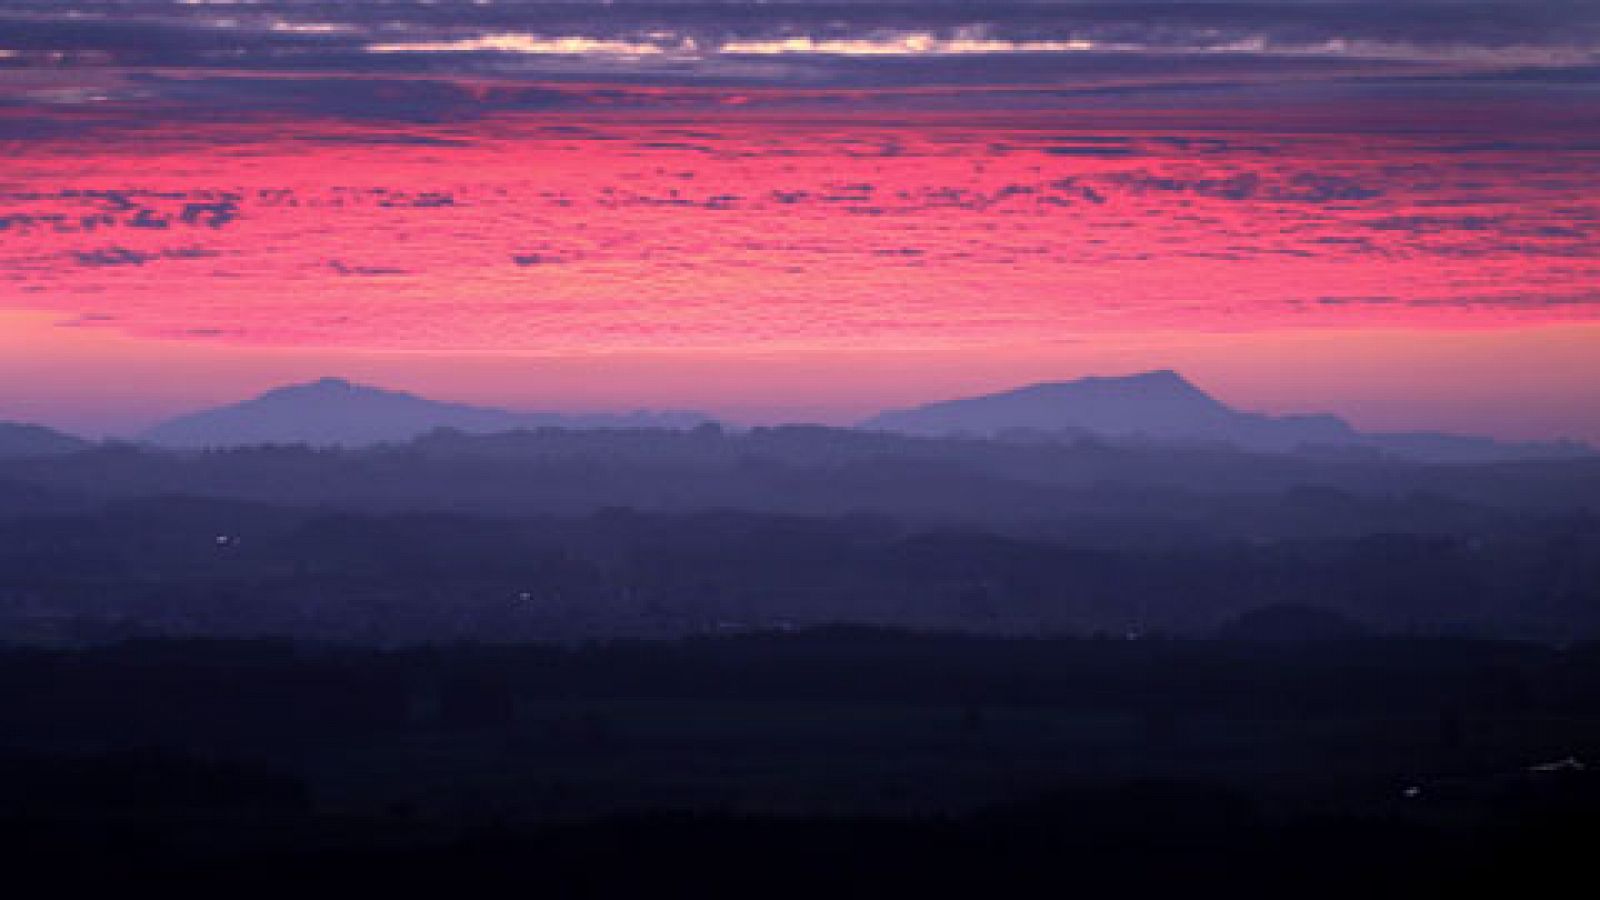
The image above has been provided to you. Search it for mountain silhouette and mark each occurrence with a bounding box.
[0,421,90,458]
[862,370,1355,445]
[140,378,712,447]
[862,370,1591,462]
[130,372,1589,460]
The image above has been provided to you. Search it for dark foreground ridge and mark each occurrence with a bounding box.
[0,632,1596,895]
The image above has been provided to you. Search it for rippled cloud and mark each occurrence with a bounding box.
[2,106,1596,353]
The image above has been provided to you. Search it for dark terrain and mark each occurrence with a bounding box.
[1,391,1597,894]
[1,632,1597,894]
[1,423,1597,643]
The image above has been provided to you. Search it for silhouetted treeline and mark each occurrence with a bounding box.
[7,631,1599,734]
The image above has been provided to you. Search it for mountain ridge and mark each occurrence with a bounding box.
[30,371,1590,461]
[861,370,1590,463]
[140,377,714,447]
[0,421,91,459]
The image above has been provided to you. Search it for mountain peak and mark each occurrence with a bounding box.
[861,369,1350,449]
[254,377,417,408]
[1123,368,1186,384]
[140,379,713,447]
[1107,368,1181,382]
[272,376,375,396]
[0,421,90,459]
[863,370,1234,438]
[1050,369,1204,395]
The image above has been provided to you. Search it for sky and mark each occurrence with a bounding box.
[1,2,1598,440]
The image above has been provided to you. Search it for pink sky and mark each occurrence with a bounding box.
[1,99,1597,441]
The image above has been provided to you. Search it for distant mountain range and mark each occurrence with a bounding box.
[139,378,713,447]
[862,370,1592,463]
[0,373,1588,462]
